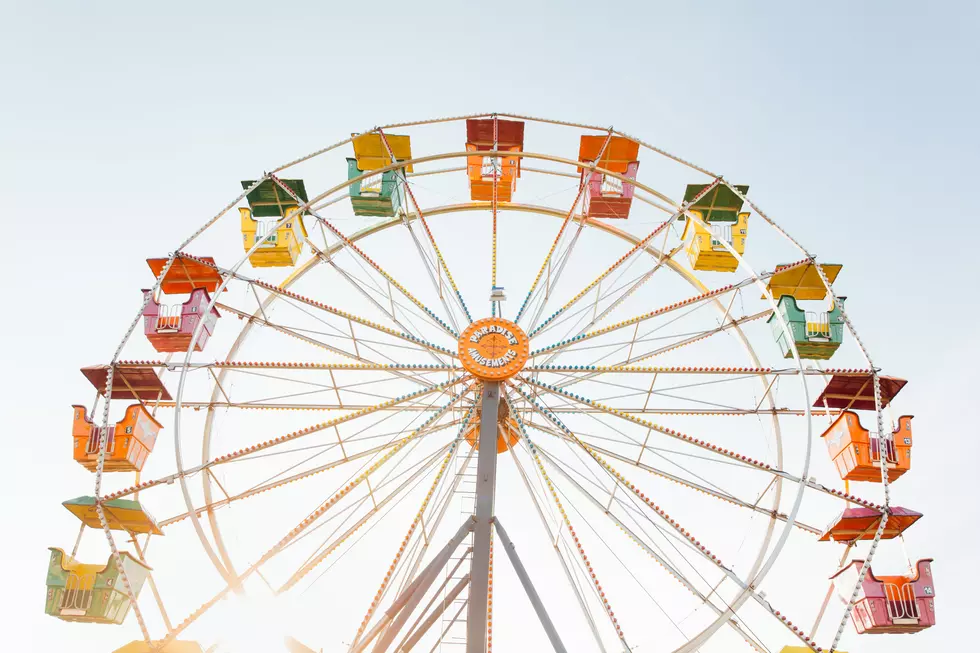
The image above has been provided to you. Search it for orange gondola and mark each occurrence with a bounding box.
[71,404,162,473]
[465,118,524,202]
[821,410,914,482]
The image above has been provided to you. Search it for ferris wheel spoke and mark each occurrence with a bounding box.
[376,127,472,327]
[106,380,466,503]
[218,365,440,401]
[177,252,456,359]
[556,309,772,387]
[158,434,420,529]
[531,273,762,362]
[237,403,465,503]
[155,441,455,651]
[538,445,733,646]
[536,369,765,413]
[503,444,608,652]
[501,393,633,651]
[516,377,880,514]
[535,445,771,653]
[527,364,805,376]
[537,431,821,536]
[347,410,476,649]
[215,301,438,389]
[541,366,762,401]
[155,400,458,411]
[193,376,396,409]
[518,378,774,471]
[277,402,463,565]
[529,253,677,351]
[270,295,454,365]
[528,213,679,340]
[394,193,467,332]
[392,443,478,601]
[303,208,459,339]
[536,225,698,350]
[527,364,848,415]
[297,454,472,620]
[279,436,458,594]
[156,389,470,647]
[514,131,614,325]
[308,239,458,357]
[128,360,458,373]
[531,180,724,342]
[263,389,464,574]
[524,213,591,330]
[516,392,826,650]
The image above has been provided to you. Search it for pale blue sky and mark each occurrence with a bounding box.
[2,1,978,652]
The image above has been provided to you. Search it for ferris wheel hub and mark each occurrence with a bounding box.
[458,317,529,381]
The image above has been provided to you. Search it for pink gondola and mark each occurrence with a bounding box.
[831,558,937,634]
[141,288,220,353]
[583,161,639,219]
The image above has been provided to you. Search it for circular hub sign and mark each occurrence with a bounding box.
[458,317,530,381]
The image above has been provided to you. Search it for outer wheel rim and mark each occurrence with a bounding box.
[178,198,797,653]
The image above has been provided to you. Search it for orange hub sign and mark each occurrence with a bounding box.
[458,317,529,381]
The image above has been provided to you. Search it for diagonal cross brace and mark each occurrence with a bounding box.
[493,518,569,653]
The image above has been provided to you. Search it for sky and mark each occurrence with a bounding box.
[1,1,978,652]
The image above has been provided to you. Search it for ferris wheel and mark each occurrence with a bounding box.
[46,113,936,653]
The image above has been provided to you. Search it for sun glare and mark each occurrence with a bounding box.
[206,591,295,653]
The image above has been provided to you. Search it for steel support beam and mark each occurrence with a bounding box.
[467,382,500,653]
[354,518,475,653]
[398,575,471,652]
[493,518,568,653]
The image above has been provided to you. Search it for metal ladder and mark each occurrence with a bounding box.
[436,455,478,652]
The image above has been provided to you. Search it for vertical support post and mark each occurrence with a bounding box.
[467,382,500,653]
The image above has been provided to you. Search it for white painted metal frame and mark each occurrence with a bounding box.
[81,112,895,653]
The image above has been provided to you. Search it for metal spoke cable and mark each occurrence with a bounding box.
[286,439,453,575]
[378,128,473,326]
[515,130,615,324]
[540,447,771,653]
[299,445,462,596]
[529,216,676,338]
[533,259,654,344]
[315,241,455,352]
[503,392,632,651]
[347,408,474,649]
[103,380,464,505]
[236,388,452,495]
[216,302,436,390]
[520,383,824,650]
[268,174,460,340]
[543,449,697,645]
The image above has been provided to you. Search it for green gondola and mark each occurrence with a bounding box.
[45,548,150,624]
[769,295,846,360]
[347,158,406,217]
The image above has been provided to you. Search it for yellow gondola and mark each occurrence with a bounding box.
[240,205,307,267]
[62,496,163,535]
[681,210,749,272]
[113,642,205,653]
[351,132,413,171]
